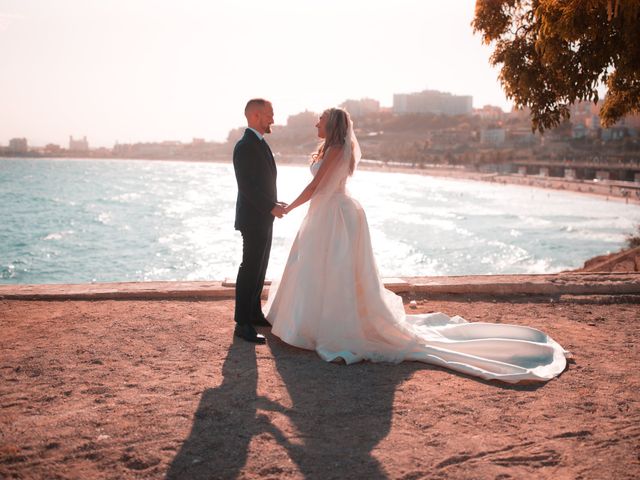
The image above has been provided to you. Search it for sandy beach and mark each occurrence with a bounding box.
[356,162,640,205]
[1,280,639,479]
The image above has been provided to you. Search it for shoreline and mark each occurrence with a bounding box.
[4,155,639,204]
[357,162,640,205]
[1,273,639,301]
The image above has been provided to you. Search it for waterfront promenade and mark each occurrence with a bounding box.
[1,273,639,479]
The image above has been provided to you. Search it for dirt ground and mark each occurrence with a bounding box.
[1,297,639,479]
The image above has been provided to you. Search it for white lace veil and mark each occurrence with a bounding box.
[264,109,362,315]
[311,110,362,203]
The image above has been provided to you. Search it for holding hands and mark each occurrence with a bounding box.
[271,202,288,218]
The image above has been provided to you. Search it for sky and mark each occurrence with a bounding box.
[0,0,512,148]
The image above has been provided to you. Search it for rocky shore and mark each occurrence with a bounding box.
[573,246,640,273]
[1,273,639,479]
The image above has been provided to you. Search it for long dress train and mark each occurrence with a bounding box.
[265,143,568,384]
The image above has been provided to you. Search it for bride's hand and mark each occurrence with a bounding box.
[278,202,290,214]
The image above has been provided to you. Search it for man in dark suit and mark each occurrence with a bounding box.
[233,99,286,344]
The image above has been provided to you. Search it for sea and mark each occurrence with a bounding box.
[1,157,639,285]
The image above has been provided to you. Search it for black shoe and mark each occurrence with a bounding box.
[251,316,271,327]
[234,324,266,344]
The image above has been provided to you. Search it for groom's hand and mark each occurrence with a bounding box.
[271,204,286,218]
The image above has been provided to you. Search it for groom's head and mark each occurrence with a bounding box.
[245,98,274,135]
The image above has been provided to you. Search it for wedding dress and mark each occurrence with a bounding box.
[265,124,568,384]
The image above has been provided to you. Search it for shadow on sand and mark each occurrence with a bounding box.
[166,332,418,479]
[166,338,259,479]
[257,333,420,479]
[167,330,552,479]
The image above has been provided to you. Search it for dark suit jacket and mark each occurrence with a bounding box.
[233,129,278,231]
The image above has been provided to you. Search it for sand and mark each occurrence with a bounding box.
[1,296,639,479]
[357,163,640,205]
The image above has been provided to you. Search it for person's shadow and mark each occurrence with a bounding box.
[166,337,261,479]
[261,335,420,479]
[166,333,418,480]
[167,331,552,479]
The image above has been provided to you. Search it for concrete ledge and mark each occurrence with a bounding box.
[404,273,640,296]
[0,281,233,301]
[0,273,638,301]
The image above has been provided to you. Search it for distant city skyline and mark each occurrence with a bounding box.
[0,1,511,148]
[5,88,501,149]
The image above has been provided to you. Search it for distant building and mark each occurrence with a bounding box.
[93,147,113,158]
[340,98,380,117]
[130,141,181,158]
[570,101,598,126]
[601,126,626,141]
[570,101,604,138]
[572,100,640,136]
[507,128,537,146]
[393,89,473,116]
[474,105,504,121]
[428,128,473,148]
[69,135,89,151]
[622,113,640,129]
[480,128,506,146]
[8,138,28,153]
[286,110,317,129]
[45,143,62,154]
[572,124,588,139]
[616,113,640,137]
[507,107,531,122]
[585,114,600,130]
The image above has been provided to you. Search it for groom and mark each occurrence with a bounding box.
[233,98,286,344]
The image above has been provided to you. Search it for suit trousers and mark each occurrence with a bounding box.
[234,225,273,325]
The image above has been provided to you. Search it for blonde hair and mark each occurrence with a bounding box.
[313,107,355,175]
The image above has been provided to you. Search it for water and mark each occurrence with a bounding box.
[1,157,638,284]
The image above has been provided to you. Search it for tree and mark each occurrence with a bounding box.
[473,0,640,132]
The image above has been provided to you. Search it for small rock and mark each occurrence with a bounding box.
[409,300,417,309]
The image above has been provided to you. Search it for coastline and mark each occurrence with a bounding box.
[357,162,640,205]
[5,154,638,204]
[1,273,639,300]
[3,156,637,288]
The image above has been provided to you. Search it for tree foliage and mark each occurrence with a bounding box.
[473,0,640,132]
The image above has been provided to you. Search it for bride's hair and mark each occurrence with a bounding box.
[312,107,355,175]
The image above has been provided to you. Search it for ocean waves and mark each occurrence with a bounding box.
[1,158,639,284]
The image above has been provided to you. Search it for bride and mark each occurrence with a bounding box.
[265,107,568,384]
